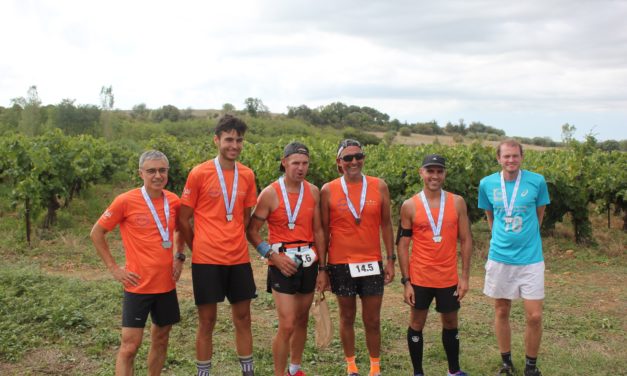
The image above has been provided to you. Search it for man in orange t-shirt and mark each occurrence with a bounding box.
[178,115,258,376]
[320,139,395,376]
[91,150,186,376]
[397,154,472,376]
[247,142,326,376]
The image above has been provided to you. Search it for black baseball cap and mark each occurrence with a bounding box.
[280,142,310,171]
[421,154,446,168]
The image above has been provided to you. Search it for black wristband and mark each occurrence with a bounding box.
[318,265,329,271]
[401,276,410,285]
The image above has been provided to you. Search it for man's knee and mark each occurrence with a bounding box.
[151,325,172,347]
[119,339,141,359]
[526,310,542,327]
[495,301,511,320]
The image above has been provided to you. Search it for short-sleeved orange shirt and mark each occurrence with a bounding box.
[98,188,180,294]
[327,175,382,264]
[410,192,459,288]
[181,159,257,265]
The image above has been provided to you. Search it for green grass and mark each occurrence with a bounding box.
[0,183,625,375]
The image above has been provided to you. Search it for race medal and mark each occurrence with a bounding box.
[215,157,238,224]
[279,177,304,232]
[140,186,171,251]
[349,261,380,278]
[419,190,446,245]
[500,170,522,224]
[340,174,367,226]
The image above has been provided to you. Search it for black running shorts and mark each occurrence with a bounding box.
[412,284,460,313]
[328,262,384,297]
[122,289,180,328]
[192,263,257,305]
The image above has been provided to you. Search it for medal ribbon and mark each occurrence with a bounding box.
[500,170,522,218]
[278,176,304,227]
[340,174,367,223]
[215,157,238,220]
[140,186,170,244]
[419,190,446,239]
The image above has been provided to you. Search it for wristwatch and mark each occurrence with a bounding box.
[400,276,410,286]
[318,265,329,271]
[175,252,186,262]
[387,254,397,261]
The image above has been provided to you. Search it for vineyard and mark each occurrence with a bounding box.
[1,129,625,245]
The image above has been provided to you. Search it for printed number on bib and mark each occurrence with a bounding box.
[504,215,523,233]
[349,261,380,278]
[299,248,317,267]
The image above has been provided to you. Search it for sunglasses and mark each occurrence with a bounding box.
[340,153,365,162]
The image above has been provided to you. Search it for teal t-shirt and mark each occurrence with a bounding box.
[478,170,550,265]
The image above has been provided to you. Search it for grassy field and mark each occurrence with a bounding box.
[0,183,625,375]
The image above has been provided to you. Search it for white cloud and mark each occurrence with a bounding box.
[1,0,625,140]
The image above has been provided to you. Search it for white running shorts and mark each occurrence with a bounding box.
[483,260,545,300]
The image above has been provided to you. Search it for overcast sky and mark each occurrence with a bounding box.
[2,0,626,140]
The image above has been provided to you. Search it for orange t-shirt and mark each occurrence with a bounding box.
[409,192,459,288]
[266,180,316,264]
[98,188,180,294]
[181,159,257,265]
[327,175,382,264]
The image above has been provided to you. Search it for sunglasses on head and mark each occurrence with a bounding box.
[340,153,365,162]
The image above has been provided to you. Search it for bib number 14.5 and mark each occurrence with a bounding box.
[349,261,380,278]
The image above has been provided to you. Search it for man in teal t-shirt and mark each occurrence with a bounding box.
[478,139,550,376]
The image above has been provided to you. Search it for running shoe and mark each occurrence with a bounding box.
[496,363,515,376]
[523,368,542,376]
[348,373,360,376]
[285,370,306,376]
[447,371,468,376]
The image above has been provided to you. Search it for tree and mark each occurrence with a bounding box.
[561,123,576,143]
[100,86,114,139]
[152,105,181,122]
[12,86,43,136]
[131,103,150,120]
[222,103,236,113]
[244,97,269,117]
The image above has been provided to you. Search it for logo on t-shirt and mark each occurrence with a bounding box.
[492,188,503,202]
[134,214,150,227]
[521,189,529,197]
[102,210,113,219]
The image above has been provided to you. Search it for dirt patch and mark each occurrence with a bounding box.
[0,348,100,376]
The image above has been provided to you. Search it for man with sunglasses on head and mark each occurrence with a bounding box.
[247,142,326,376]
[178,115,258,376]
[91,150,185,376]
[397,154,472,376]
[319,139,395,376]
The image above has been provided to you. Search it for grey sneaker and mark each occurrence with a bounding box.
[496,363,515,376]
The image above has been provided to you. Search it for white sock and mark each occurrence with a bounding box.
[288,363,301,375]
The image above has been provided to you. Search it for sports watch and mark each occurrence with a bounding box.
[175,252,186,262]
[400,276,410,286]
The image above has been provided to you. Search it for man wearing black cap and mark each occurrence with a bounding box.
[397,154,472,376]
[247,142,326,376]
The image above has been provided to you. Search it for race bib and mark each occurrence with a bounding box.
[298,248,317,268]
[349,261,380,278]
